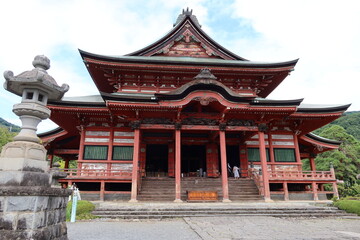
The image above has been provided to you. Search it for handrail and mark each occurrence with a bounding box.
[248,168,264,196]
[55,168,132,179]
[268,170,335,180]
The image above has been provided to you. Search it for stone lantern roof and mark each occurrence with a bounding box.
[3,55,69,101]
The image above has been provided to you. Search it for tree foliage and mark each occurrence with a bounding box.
[0,117,21,132]
[314,111,360,141]
[0,127,16,151]
[313,125,360,187]
[52,155,77,169]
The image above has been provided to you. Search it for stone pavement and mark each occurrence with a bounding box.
[68,216,360,240]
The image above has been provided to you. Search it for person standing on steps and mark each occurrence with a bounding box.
[233,166,240,179]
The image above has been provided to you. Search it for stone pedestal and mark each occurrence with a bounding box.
[0,140,72,240]
[0,187,71,240]
[1,55,71,240]
[0,141,50,187]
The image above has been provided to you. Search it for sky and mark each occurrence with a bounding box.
[1,0,359,133]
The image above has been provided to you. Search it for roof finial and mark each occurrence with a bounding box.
[174,8,201,28]
[184,7,192,16]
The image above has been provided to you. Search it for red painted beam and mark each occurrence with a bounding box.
[54,149,79,154]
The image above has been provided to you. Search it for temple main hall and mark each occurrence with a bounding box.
[40,9,350,202]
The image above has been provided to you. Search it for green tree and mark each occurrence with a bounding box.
[0,127,16,151]
[313,125,360,187]
[314,112,360,141]
[0,117,21,132]
[51,155,77,169]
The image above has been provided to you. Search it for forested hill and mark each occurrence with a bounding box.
[314,111,360,140]
[0,117,20,132]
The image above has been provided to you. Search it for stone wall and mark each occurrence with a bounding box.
[0,186,71,240]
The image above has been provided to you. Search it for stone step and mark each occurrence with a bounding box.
[94,210,346,216]
[92,204,355,220]
[93,213,353,219]
[138,177,261,201]
[95,206,341,211]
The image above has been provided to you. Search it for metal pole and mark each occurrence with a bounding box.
[70,188,78,222]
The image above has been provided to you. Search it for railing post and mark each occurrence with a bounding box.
[100,181,105,201]
[330,164,339,199]
[283,181,289,201]
[312,182,319,201]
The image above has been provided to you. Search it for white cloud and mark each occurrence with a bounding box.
[230,0,360,108]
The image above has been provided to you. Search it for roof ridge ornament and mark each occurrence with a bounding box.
[174,8,201,28]
[194,68,217,82]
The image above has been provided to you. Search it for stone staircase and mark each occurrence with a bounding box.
[137,177,262,201]
[137,178,175,201]
[92,205,355,220]
[228,178,263,201]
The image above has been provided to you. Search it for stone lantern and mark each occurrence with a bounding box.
[0,55,69,182]
[4,55,69,143]
[0,55,71,239]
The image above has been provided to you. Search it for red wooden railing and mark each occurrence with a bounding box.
[248,169,336,197]
[58,168,132,179]
[268,170,335,181]
[248,169,264,195]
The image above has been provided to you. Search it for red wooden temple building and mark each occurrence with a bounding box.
[40,9,350,202]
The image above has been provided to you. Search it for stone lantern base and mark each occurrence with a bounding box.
[0,141,72,240]
[0,141,50,186]
[0,186,71,240]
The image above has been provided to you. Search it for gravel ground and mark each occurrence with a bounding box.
[67,216,360,240]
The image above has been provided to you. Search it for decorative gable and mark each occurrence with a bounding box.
[126,9,247,61]
[153,28,221,58]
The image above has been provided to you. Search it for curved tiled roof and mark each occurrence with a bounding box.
[297,103,351,113]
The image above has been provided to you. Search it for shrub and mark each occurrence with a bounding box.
[334,199,360,216]
[66,200,96,221]
[338,183,360,198]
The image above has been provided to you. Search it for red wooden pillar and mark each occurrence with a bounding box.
[129,128,140,202]
[107,128,114,173]
[294,134,302,171]
[258,131,271,201]
[48,154,54,168]
[309,156,316,171]
[174,129,182,202]
[219,130,231,202]
[168,143,175,177]
[312,182,319,201]
[64,157,70,169]
[78,126,85,170]
[268,133,276,172]
[283,181,289,201]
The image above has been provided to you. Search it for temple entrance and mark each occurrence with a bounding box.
[181,145,206,177]
[146,144,168,177]
[226,145,240,177]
